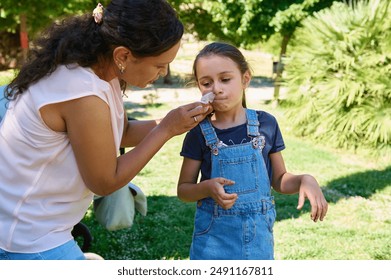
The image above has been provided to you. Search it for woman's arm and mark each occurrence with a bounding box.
[48,96,211,196]
[121,113,160,147]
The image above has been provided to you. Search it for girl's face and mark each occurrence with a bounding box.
[195,54,250,112]
[122,41,181,88]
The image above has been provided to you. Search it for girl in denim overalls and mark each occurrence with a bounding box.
[178,42,328,260]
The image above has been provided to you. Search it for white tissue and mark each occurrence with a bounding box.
[200,92,215,104]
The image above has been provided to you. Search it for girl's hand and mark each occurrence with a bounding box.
[297,175,328,222]
[207,177,237,210]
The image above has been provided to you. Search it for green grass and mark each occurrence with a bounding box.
[81,42,390,259]
[1,41,390,260]
[0,69,15,86]
[79,99,390,260]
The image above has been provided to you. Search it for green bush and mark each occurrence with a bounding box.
[0,70,16,86]
[283,0,391,151]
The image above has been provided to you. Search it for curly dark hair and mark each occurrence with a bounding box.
[5,0,183,99]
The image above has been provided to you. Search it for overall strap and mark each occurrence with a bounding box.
[246,109,260,137]
[246,109,265,150]
[199,117,219,147]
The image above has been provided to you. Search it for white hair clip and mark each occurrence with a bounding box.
[93,3,104,24]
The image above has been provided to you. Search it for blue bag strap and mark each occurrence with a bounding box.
[0,85,9,122]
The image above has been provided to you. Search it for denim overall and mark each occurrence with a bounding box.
[190,109,276,260]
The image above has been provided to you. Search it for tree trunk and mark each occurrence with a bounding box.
[163,64,173,85]
[19,13,29,62]
[272,33,291,107]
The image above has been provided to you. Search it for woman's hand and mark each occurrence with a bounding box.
[158,102,212,138]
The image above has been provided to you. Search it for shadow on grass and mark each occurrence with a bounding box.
[325,166,391,199]
[273,165,391,221]
[81,166,390,259]
[83,195,195,260]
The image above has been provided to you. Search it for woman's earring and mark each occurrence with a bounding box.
[118,63,125,74]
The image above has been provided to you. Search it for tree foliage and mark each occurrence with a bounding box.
[283,0,391,150]
[0,0,104,68]
[0,0,100,36]
[169,0,342,103]
[1,0,340,64]
[170,0,339,49]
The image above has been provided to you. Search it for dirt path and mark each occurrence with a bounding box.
[123,82,284,106]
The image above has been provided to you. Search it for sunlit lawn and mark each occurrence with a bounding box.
[82,96,391,260]
[1,40,390,260]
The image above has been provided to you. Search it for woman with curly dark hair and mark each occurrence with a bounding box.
[0,0,211,260]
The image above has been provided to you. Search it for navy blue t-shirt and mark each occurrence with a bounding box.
[180,110,285,184]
